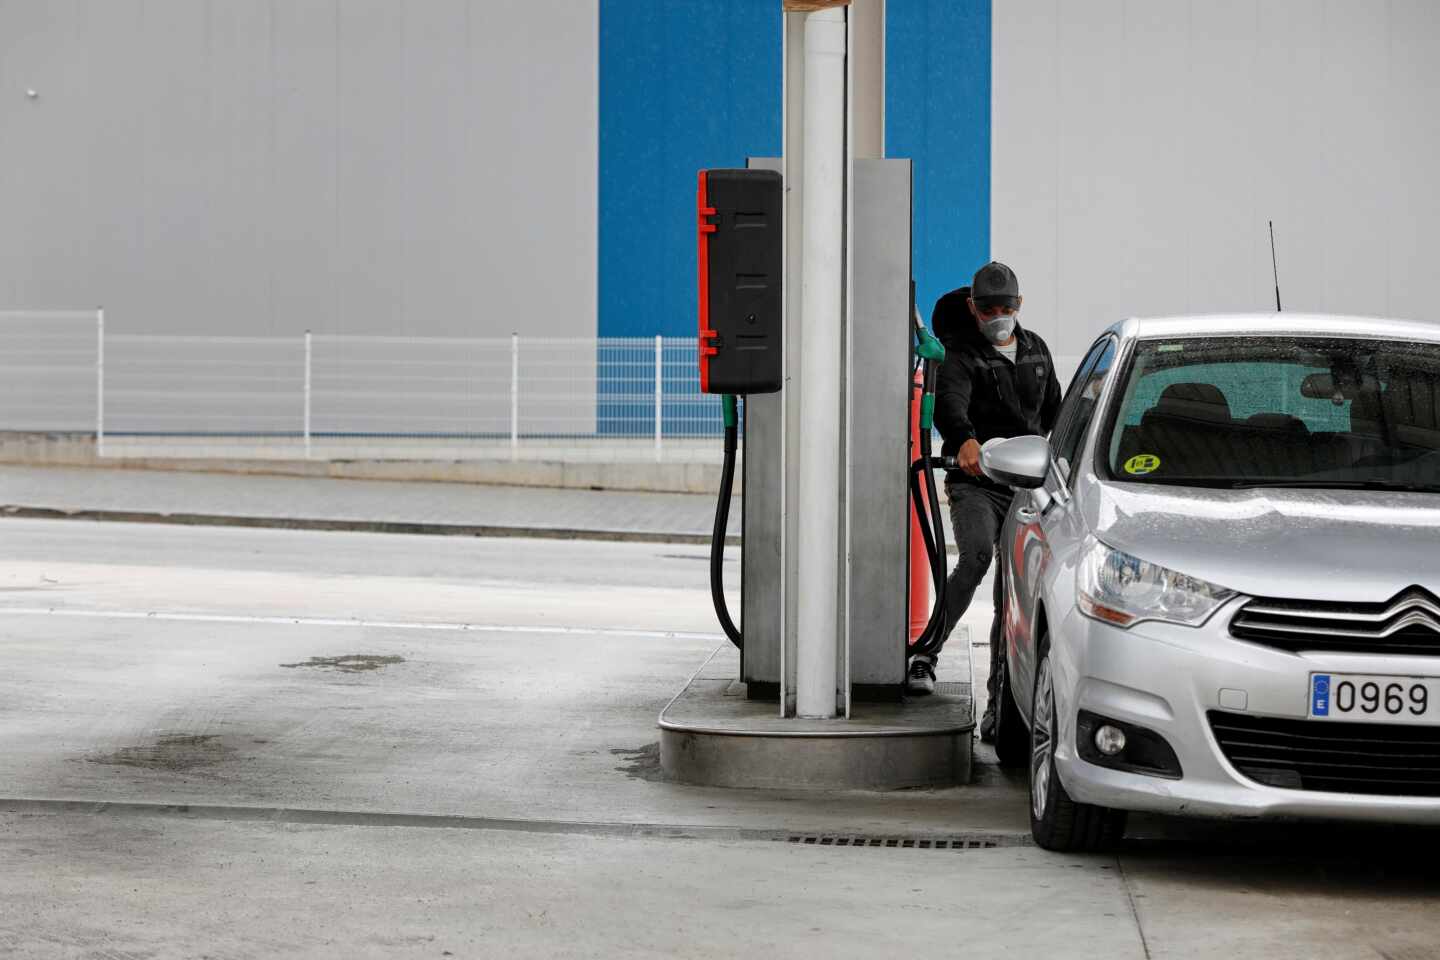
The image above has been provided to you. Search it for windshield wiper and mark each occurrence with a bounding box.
[1226,479,1440,493]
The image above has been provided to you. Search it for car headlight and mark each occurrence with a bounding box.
[1077,538,1234,628]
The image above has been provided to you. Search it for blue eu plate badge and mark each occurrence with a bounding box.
[1311,674,1331,717]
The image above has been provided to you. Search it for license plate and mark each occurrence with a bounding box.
[1310,673,1440,725]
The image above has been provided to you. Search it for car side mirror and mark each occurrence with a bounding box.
[980,435,1051,489]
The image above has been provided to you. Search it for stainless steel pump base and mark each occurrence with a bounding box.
[659,641,975,791]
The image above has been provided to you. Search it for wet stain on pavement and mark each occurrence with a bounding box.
[88,734,234,771]
[611,743,667,782]
[280,654,405,673]
[1374,946,1440,960]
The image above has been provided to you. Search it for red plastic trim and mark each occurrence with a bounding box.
[697,171,718,393]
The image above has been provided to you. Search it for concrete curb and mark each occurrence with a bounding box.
[0,504,740,547]
[0,433,736,495]
[0,798,1034,846]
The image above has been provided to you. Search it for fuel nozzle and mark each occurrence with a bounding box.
[912,304,946,363]
[911,304,945,432]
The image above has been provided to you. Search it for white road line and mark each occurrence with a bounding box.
[0,606,723,641]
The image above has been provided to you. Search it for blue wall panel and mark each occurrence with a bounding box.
[886,0,990,326]
[598,0,782,340]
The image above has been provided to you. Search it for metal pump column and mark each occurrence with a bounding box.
[660,0,975,789]
[794,6,847,718]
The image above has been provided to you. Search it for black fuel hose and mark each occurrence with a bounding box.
[909,443,948,658]
[712,387,951,655]
[908,359,951,659]
[711,400,742,648]
[919,363,948,653]
[909,459,945,641]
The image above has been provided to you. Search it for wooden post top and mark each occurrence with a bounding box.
[782,0,850,11]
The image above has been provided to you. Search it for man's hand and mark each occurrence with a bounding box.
[958,438,983,477]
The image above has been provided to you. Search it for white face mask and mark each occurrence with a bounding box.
[981,314,1018,343]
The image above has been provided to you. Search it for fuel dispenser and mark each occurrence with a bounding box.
[662,9,973,784]
[698,166,952,696]
[696,169,784,398]
[696,169,784,651]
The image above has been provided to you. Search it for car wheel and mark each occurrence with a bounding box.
[992,654,1028,769]
[1029,637,1126,852]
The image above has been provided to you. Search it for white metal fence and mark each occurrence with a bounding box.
[0,311,728,463]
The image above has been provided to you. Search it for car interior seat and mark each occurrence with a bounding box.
[1238,413,1315,476]
[1135,383,1234,478]
[1381,368,1440,453]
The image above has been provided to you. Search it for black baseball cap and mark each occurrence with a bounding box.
[971,261,1020,308]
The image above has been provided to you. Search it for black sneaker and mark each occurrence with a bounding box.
[906,655,936,696]
[978,709,997,743]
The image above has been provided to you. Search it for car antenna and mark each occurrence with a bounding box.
[1268,220,1282,312]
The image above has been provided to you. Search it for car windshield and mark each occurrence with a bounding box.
[1104,335,1440,491]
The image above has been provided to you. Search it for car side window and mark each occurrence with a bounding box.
[1050,338,1117,478]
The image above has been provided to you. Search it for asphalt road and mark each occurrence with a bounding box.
[1,519,1436,959]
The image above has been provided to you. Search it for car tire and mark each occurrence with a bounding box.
[992,654,1028,769]
[1029,636,1126,853]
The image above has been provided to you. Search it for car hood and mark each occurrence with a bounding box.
[1084,481,1440,602]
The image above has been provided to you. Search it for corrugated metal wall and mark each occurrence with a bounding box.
[597,0,781,340]
[6,0,1439,362]
[0,0,597,338]
[993,0,1440,377]
[886,0,990,333]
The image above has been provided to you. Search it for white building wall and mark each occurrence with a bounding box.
[0,0,598,339]
[993,0,1440,378]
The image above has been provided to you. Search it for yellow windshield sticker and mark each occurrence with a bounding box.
[1124,454,1161,475]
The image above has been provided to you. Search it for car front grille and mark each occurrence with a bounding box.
[1229,587,1440,656]
[1208,710,1440,796]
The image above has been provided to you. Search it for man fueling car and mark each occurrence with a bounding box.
[907,262,1062,736]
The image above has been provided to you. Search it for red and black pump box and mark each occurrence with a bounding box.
[697,169,783,394]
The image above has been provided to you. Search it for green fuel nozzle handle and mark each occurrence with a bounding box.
[914,326,945,363]
[913,309,944,431]
[911,302,946,363]
[920,393,936,431]
[722,394,738,429]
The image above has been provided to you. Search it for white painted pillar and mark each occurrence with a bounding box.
[794,7,846,719]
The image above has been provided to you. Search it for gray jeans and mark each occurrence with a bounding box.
[938,481,1014,715]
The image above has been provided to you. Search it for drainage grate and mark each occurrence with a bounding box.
[777,833,1029,850]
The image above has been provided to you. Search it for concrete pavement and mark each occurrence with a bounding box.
[0,463,738,543]
[2,519,1437,958]
[0,814,1141,960]
[0,519,1003,832]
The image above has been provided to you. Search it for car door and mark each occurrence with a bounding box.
[1004,336,1117,723]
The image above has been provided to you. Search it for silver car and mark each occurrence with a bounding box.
[979,314,1440,851]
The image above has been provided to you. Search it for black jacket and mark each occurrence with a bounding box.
[931,286,1063,487]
